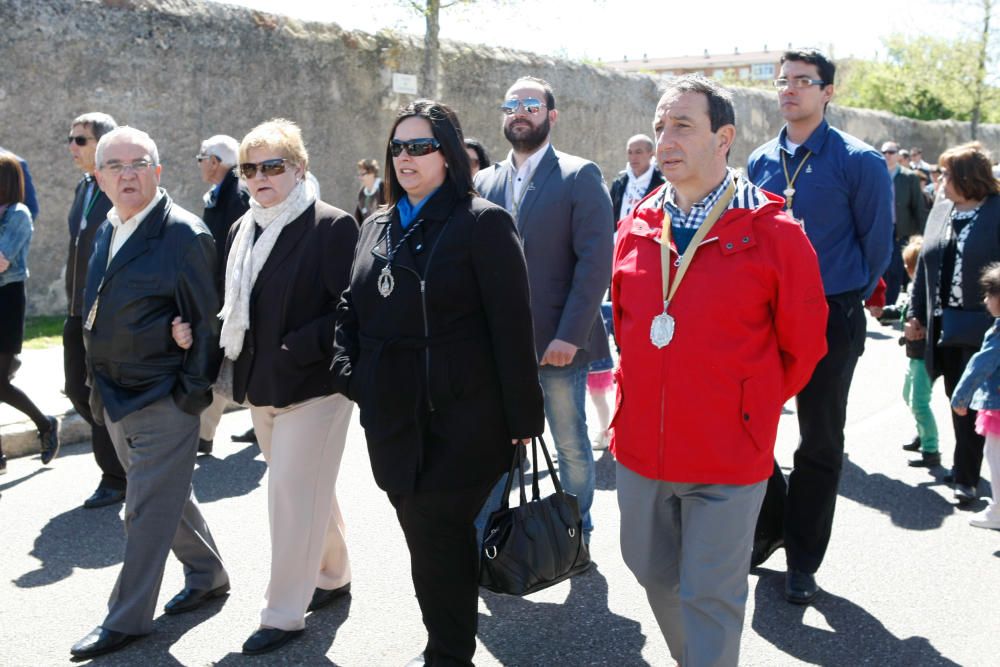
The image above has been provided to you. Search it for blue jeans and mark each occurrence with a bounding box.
[474,355,595,544]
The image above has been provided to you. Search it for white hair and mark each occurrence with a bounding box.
[95,126,159,168]
[200,134,239,166]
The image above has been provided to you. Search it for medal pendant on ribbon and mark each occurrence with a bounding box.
[650,310,675,349]
[783,187,795,199]
[377,265,395,298]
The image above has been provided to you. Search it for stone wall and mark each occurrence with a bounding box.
[2,0,998,314]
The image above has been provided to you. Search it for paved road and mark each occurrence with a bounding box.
[1,316,998,666]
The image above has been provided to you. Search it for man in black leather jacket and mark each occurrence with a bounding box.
[70,127,229,660]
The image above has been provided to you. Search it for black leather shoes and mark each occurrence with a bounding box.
[70,626,139,659]
[908,452,941,468]
[39,416,60,465]
[307,582,351,612]
[902,436,921,452]
[83,486,126,509]
[785,569,819,605]
[231,428,257,443]
[163,582,230,614]
[242,627,304,655]
[750,535,784,568]
[198,438,214,454]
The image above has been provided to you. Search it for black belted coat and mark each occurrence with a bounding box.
[333,181,545,494]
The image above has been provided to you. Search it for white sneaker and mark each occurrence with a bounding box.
[592,430,610,450]
[969,510,1000,530]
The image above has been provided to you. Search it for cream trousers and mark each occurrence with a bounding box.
[250,393,354,630]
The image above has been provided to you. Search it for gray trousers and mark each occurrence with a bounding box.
[617,463,765,667]
[103,395,228,635]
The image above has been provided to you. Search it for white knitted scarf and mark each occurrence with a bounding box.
[218,178,317,360]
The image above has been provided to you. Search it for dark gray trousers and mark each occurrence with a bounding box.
[102,395,228,635]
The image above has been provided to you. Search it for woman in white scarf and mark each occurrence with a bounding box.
[173,119,360,656]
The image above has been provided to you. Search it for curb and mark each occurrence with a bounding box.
[1,412,91,460]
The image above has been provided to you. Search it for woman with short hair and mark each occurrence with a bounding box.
[907,141,1000,504]
[176,118,359,655]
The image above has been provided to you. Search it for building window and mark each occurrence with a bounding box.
[739,67,750,79]
[712,68,726,79]
[751,63,775,80]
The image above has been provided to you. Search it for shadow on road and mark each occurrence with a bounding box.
[213,596,351,666]
[192,443,267,503]
[837,455,958,530]
[751,567,962,666]
[595,448,616,491]
[14,504,124,588]
[0,465,50,493]
[478,565,648,666]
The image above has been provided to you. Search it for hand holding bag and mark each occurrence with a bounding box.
[479,436,591,596]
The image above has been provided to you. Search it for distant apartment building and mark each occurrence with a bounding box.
[604,48,786,82]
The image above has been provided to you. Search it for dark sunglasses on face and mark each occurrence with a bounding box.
[390,138,441,158]
[882,150,898,155]
[500,97,545,115]
[239,158,289,179]
[68,135,94,146]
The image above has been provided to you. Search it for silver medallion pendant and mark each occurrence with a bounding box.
[650,311,675,349]
[377,265,395,298]
[783,186,795,199]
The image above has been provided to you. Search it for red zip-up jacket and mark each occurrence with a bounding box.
[610,187,828,484]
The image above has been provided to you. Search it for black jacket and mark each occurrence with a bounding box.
[203,170,249,276]
[66,175,113,317]
[609,167,664,223]
[910,194,1000,377]
[83,193,221,423]
[229,201,359,407]
[334,182,545,494]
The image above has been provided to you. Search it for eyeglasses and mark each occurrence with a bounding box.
[68,135,95,146]
[389,138,441,158]
[772,78,827,90]
[195,153,214,163]
[882,149,898,155]
[239,158,289,179]
[500,97,545,115]
[100,158,156,175]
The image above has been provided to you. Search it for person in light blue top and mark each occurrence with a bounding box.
[0,152,59,473]
[951,262,1000,530]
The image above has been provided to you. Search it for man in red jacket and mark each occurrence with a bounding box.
[611,75,828,666]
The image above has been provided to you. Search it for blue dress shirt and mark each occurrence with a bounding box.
[746,119,894,297]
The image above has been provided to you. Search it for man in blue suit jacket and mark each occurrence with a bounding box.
[475,76,614,539]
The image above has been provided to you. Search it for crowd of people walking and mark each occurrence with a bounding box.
[1,46,998,666]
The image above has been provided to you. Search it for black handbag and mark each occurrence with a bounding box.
[479,436,591,596]
[939,307,992,348]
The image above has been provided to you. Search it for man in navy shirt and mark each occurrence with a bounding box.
[746,49,893,605]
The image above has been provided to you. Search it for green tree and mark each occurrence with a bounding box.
[837,33,1000,125]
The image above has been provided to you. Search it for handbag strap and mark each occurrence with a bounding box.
[500,444,528,510]
[533,436,564,497]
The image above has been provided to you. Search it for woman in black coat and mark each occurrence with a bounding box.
[334,100,544,666]
[907,141,1000,504]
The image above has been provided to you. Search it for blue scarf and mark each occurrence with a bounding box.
[397,188,438,229]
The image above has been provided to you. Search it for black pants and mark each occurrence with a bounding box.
[63,316,126,491]
[755,293,866,574]
[938,345,985,487]
[389,480,494,667]
[882,237,908,308]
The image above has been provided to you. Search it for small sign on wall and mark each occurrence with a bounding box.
[392,73,418,95]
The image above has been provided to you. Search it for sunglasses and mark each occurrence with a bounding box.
[68,135,95,146]
[239,158,289,179]
[195,153,214,163]
[882,150,898,155]
[500,97,545,115]
[390,138,441,158]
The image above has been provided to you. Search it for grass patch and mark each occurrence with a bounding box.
[23,315,63,349]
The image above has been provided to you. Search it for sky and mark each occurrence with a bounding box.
[209,0,977,63]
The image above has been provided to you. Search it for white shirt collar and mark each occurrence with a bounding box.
[108,188,165,229]
[508,142,551,176]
